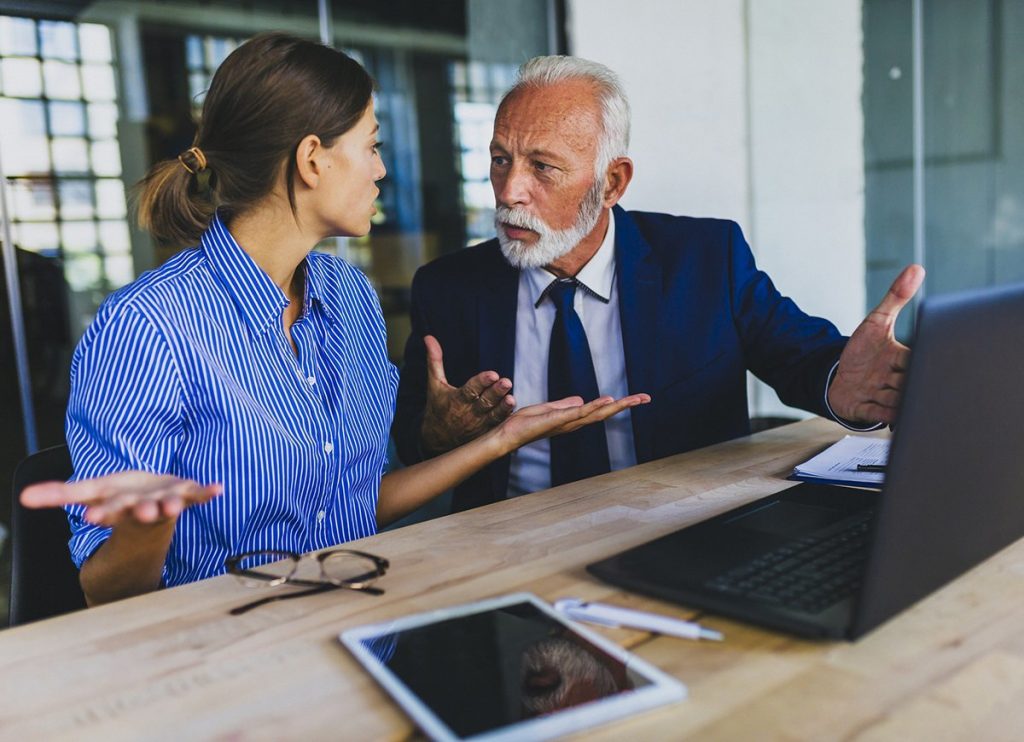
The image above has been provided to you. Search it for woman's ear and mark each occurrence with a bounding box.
[294,134,323,190]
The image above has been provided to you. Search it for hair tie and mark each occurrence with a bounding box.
[178,146,208,175]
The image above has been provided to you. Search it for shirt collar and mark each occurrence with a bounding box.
[303,252,334,324]
[526,209,617,308]
[201,212,300,336]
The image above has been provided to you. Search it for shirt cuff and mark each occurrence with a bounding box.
[66,512,113,570]
[823,360,886,432]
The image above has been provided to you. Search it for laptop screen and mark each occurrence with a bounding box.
[853,282,1024,636]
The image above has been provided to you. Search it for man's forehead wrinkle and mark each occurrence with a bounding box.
[494,123,570,158]
[494,89,601,163]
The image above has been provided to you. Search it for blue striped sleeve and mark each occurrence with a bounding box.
[64,301,186,569]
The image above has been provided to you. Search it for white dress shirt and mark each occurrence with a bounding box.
[507,212,637,498]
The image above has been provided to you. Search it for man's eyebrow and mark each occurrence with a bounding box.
[517,147,572,168]
[488,143,568,163]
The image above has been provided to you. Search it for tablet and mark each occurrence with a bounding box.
[340,592,686,741]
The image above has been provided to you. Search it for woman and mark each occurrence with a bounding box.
[20,33,646,607]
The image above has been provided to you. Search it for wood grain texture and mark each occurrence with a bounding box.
[2,418,1023,741]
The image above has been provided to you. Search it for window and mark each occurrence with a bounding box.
[336,45,411,271]
[864,0,1024,335]
[0,16,131,294]
[450,60,517,246]
[184,33,241,116]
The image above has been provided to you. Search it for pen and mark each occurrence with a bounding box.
[856,464,887,473]
[553,598,724,641]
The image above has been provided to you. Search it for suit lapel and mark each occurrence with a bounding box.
[477,243,519,379]
[614,206,661,463]
[476,243,519,500]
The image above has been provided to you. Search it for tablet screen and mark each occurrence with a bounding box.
[343,594,683,740]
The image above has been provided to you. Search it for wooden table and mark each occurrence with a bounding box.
[2,418,1023,740]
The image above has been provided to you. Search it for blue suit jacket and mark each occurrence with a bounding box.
[393,206,847,512]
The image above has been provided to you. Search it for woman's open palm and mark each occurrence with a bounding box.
[20,471,222,527]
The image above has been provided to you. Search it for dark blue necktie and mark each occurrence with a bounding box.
[546,278,611,486]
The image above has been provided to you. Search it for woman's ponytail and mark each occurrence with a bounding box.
[134,147,215,248]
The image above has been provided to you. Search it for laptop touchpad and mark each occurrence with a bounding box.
[726,500,844,538]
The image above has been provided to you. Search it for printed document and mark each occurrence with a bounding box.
[791,435,890,488]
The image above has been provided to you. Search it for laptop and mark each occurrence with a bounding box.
[588,281,1024,639]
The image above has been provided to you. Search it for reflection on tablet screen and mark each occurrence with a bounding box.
[359,601,652,738]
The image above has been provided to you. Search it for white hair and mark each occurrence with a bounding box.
[520,637,619,715]
[501,55,631,179]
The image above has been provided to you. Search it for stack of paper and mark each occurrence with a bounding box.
[790,435,890,489]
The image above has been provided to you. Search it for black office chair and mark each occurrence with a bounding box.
[10,444,87,626]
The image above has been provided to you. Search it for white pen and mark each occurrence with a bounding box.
[554,598,724,641]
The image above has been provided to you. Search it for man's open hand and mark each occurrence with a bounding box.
[828,264,925,425]
[420,335,515,455]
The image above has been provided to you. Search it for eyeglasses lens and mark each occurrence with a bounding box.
[321,552,381,587]
[232,552,297,587]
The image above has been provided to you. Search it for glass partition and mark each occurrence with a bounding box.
[864,0,1024,338]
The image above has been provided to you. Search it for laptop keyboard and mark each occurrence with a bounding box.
[704,508,876,614]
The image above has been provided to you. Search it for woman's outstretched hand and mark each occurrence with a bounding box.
[20,471,222,527]
[489,393,651,455]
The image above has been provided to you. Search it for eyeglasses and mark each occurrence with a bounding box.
[225,548,389,615]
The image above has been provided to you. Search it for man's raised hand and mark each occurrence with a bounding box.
[828,264,925,425]
[420,335,515,455]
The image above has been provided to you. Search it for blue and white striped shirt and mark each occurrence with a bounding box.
[65,214,399,587]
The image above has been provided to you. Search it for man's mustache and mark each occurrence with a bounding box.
[496,207,547,234]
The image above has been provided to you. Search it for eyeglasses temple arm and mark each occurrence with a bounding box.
[228,583,384,616]
[229,584,336,615]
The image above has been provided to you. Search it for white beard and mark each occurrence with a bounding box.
[495,178,605,270]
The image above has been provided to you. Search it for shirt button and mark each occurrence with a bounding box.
[317,510,326,523]
[307,376,316,385]
[323,441,334,454]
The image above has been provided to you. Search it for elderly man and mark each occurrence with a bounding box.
[392,56,922,512]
